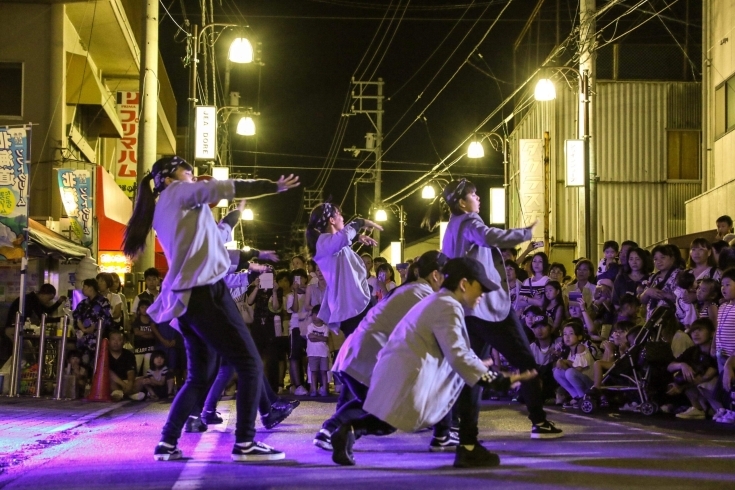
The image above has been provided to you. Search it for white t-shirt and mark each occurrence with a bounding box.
[530,342,553,366]
[106,292,123,320]
[306,322,330,358]
[287,292,305,332]
[674,287,697,327]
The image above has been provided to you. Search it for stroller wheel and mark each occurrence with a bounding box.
[640,402,658,416]
[580,398,597,414]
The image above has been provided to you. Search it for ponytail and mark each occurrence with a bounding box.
[421,196,444,232]
[421,179,477,231]
[306,202,340,256]
[123,173,156,259]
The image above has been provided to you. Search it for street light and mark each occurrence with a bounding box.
[421,185,436,200]
[374,204,406,263]
[534,66,593,259]
[236,116,256,136]
[228,37,254,63]
[242,207,254,221]
[466,132,509,228]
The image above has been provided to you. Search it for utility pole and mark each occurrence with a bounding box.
[136,0,159,271]
[580,0,597,262]
[345,78,384,257]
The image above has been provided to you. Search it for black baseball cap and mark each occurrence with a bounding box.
[442,257,499,293]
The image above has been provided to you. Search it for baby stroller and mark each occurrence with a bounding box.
[581,306,675,416]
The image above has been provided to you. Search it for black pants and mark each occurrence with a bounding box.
[324,372,395,437]
[339,306,369,337]
[161,281,263,444]
[457,312,546,445]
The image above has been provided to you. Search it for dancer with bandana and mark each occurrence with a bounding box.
[431,179,564,448]
[123,156,299,462]
[305,203,383,337]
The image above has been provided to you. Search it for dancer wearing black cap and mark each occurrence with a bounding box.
[330,257,537,467]
[123,156,299,462]
[434,179,563,449]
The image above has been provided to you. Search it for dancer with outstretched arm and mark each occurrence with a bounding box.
[123,156,299,462]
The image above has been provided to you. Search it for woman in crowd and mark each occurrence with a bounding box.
[97,272,124,333]
[564,259,597,308]
[517,253,550,309]
[73,278,112,368]
[122,155,298,462]
[640,244,683,320]
[688,238,718,282]
[612,247,652,308]
[305,203,383,337]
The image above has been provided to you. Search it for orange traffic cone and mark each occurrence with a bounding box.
[87,338,111,402]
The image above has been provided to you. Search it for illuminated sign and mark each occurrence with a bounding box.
[519,139,544,242]
[489,187,505,225]
[565,139,585,187]
[195,106,217,160]
[99,251,132,283]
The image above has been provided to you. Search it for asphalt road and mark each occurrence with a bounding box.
[1,397,734,490]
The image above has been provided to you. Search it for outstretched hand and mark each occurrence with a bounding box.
[248,263,270,274]
[258,250,279,262]
[508,369,538,389]
[276,174,300,192]
[356,234,378,247]
[525,219,539,232]
[236,199,247,212]
[361,219,384,232]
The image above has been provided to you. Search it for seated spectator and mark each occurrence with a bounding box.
[548,262,567,286]
[63,350,89,399]
[144,350,174,400]
[588,321,636,397]
[543,281,567,333]
[616,294,642,324]
[674,270,698,330]
[529,319,558,402]
[612,247,651,308]
[553,321,595,409]
[73,278,112,368]
[108,330,148,401]
[132,299,157,375]
[564,259,596,309]
[667,319,719,419]
[715,355,735,423]
[715,215,733,242]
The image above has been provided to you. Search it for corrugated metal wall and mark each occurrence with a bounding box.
[509,80,701,259]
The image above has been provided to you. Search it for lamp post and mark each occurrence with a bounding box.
[420,178,450,201]
[188,23,254,164]
[374,203,406,263]
[466,132,509,228]
[534,66,593,259]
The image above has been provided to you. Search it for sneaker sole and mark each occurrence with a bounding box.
[153,453,181,461]
[453,453,501,468]
[429,445,458,452]
[531,431,565,439]
[232,452,286,462]
[313,439,333,451]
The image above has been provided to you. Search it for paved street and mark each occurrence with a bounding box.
[0,396,734,490]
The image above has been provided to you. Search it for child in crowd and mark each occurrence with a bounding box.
[306,305,330,396]
[64,350,89,398]
[696,278,720,326]
[375,262,397,302]
[529,318,558,402]
[667,319,719,419]
[145,350,175,400]
[597,240,619,276]
[553,321,596,409]
[616,294,641,324]
[587,321,635,404]
[543,281,567,333]
[131,267,160,316]
[132,299,157,376]
[674,270,698,329]
[714,270,735,399]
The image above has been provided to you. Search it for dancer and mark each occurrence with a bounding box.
[123,155,299,462]
[435,179,563,443]
[305,203,383,336]
[314,251,449,451]
[332,257,537,467]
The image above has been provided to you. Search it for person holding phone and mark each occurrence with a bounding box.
[305,203,383,337]
[431,178,563,444]
[123,156,299,462]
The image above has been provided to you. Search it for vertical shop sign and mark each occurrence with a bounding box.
[519,139,545,243]
[115,91,139,198]
[0,126,30,260]
[58,169,93,246]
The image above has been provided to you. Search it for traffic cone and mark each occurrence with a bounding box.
[87,338,111,402]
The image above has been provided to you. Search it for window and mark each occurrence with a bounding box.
[667,130,700,180]
[715,75,735,138]
[0,62,23,118]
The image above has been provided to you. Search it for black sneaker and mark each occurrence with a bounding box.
[202,410,223,425]
[184,416,207,433]
[331,424,356,466]
[531,420,564,439]
[453,444,500,468]
[313,429,333,451]
[231,441,285,462]
[153,442,183,461]
[273,399,300,411]
[429,432,460,452]
[261,404,294,429]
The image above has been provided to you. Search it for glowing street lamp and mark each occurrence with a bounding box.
[421,184,436,200]
[533,78,556,101]
[374,208,388,222]
[242,207,254,221]
[228,37,254,64]
[236,116,256,136]
[467,141,485,158]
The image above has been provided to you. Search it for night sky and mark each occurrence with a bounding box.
[158,0,698,253]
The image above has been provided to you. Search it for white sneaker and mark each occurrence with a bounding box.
[676,406,705,419]
[716,410,735,424]
[129,392,146,401]
[294,385,308,396]
[318,387,328,397]
[111,390,124,402]
[619,402,640,412]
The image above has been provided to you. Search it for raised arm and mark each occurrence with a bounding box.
[464,216,535,249]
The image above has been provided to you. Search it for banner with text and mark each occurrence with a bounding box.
[115,91,139,199]
[0,126,30,261]
[58,169,93,246]
[519,139,544,243]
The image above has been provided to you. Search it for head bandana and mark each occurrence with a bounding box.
[443,178,468,207]
[312,202,336,232]
[152,156,190,194]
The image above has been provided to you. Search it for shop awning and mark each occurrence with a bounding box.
[28,219,90,261]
